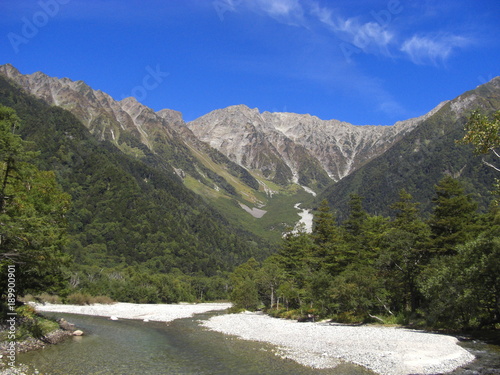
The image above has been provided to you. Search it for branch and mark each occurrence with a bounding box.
[369,314,385,323]
[482,158,500,173]
[376,295,394,316]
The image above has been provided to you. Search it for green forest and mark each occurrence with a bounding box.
[230,189,499,330]
[0,77,273,308]
[0,70,499,333]
[230,109,500,330]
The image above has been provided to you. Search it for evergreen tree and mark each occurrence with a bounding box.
[380,189,431,313]
[343,194,367,238]
[428,176,478,254]
[311,199,350,274]
[313,199,339,246]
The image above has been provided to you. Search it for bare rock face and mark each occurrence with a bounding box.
[0,63,454,191]
[0,64,175,149]
[187,104,442,184]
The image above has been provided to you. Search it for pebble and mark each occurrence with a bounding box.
[201,312,476,375]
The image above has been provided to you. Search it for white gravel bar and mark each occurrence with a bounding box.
[201,312,475,375]
[33,302,231,323]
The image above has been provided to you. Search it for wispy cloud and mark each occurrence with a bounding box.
[227,0,476,66]
[310,3,394,55]
[247,0,305,25]
[401,34,472,65]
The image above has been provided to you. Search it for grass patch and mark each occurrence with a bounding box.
[211,187,314,243]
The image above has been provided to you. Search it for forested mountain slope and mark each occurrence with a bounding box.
[0,64,260,203]
[0,75,272,278]
[320,77,500,218]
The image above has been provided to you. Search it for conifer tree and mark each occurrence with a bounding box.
[311,200,349,274]
[381,189,431,313]
[313,199,338,246]
[428,176,478,254]
[343,194,367,238]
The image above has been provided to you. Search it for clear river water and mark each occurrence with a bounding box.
[17,311,500,375]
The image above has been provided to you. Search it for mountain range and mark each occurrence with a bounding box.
[0,63,499,234]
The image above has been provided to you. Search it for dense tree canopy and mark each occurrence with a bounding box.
[0,106,71,301]
[229,180,500,330]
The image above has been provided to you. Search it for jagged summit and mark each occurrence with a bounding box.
[1,63,493,192]
[187,102,425,183]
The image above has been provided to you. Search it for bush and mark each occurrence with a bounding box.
[19,294,36,303]
[36,293,62,304]
[66,292,93,305]
[92,295,115,304]
[14,305,59,340]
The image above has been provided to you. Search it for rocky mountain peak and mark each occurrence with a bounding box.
[157,108,184,127]
[3,64,490,194]
[187,104,424,184]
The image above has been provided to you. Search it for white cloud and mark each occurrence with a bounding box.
[401,34,471,65]
[232,0,305,25]
[340,20,394,54]
[223,1,474,66]
[310,3,395,56]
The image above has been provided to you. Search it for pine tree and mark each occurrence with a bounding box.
[428,176,478,254]
[381,189,431,313]
[313,199,339,246]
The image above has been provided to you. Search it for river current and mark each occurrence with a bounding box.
[17,311,500,375]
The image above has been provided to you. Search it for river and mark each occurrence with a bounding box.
[16,312,500,375]
[294,203,314,233]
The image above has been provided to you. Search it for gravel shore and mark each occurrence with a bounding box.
[33,302,231,323]
[201,312,476,375]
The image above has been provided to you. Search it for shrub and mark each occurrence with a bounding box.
[19,294,36,303]
[66,292,93,305]
[36,293,62,304]
[92,296,115,304]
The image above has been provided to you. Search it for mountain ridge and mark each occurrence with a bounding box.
[1,63,498,227]
[186,101,446,186]
[0,63,434,194]
[319,76,500,218]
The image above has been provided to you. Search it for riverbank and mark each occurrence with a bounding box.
[33,302,232,322]
[0,322,72,375]
[201,311,476,375]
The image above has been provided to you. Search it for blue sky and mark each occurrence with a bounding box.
[1,0,499,125]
